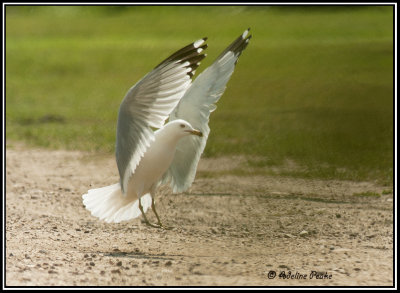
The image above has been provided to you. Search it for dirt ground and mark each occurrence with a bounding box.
[5,143,394,287]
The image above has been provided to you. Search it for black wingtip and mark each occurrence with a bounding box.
[153,36,208,71]
[242,28,251,40]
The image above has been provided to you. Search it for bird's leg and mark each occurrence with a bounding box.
[151,198,162,226]
[151,197,172,230]
[138,196,159,228]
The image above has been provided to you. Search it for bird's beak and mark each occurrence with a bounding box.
[187,129,203,137]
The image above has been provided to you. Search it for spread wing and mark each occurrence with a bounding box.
[162,29,252,193]
[116,38,208,194]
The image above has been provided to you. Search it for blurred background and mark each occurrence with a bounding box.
[5,5,394,185]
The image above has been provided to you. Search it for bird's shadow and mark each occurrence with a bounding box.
[101,250,176,261]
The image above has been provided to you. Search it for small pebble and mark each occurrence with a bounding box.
[299,230,308,237]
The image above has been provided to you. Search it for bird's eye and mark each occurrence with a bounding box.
[180,124,185,128]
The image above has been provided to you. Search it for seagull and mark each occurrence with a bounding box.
[82,28,251,228]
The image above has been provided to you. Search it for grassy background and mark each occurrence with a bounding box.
[5,5,394,184]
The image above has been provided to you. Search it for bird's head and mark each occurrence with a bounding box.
[167,119,203,138]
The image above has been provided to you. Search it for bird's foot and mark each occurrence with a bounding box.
[141,218,161,229]
[157,222,173,230]
[141,219,172,230]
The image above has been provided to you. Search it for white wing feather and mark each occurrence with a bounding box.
[116,39,208,194]
[163,29,252,193]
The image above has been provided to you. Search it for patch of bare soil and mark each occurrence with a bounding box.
[5,144,394,287]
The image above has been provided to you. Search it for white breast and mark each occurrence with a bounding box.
[126,124,179,200]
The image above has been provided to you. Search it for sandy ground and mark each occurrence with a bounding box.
[5,144,394,287]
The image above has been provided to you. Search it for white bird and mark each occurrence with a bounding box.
[82,28,251,228]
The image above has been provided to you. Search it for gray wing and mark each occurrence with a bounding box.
[162,29,252,193]
[116,38,208,194]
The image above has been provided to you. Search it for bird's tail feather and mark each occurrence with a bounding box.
[82,183,152,223]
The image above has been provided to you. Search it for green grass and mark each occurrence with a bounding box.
[6,6,394,184]
[381,189,392,195]
[353,191,381,197]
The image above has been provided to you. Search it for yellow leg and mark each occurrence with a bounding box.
[138,197,160,228]
[151,198,172,230]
